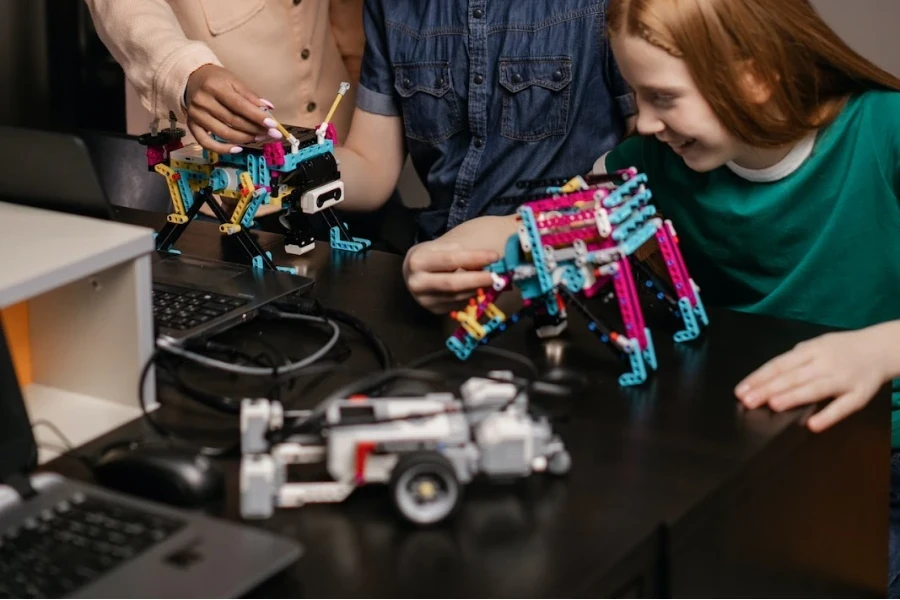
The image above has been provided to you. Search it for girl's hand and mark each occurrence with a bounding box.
[734,326,894,432]
[403,241,499,314]
[185,65,274,153]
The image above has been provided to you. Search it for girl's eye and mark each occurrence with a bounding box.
[650,93,675,108]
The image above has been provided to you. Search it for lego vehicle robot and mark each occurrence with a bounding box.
[239,371,571,526]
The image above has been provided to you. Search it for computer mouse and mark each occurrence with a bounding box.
[91,444,225,508]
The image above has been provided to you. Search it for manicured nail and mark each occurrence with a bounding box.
[230,146,243,154]
[735,383,750,396]
[267,128,283,139]
[264,118,278,128]
[254,135,267,142]
[259,98,275,109]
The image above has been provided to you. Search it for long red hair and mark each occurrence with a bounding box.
[607,0,900,147]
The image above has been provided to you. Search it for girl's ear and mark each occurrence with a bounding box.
[739,61,776,105]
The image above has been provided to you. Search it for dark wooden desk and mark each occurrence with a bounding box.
[47,207,889,598]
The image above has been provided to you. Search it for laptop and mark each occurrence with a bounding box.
[0,321,302,598]
[0,126,314,345]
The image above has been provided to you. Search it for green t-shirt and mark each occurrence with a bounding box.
[606,89,900,446]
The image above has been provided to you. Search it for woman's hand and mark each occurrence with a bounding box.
[184,64,279,153]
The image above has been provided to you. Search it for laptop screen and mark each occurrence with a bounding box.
[0,321,38,481]
[0,126,114,221]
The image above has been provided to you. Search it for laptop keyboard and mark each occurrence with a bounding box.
[153,284,249,331]
[0,491,186,598]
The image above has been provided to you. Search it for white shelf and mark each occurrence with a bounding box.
[26,384,144,463]
[0,202,157,464]
[0,202,153,307]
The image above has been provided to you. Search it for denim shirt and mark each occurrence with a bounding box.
[357,0,636,242]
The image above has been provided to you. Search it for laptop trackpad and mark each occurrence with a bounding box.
[152,256,247,287]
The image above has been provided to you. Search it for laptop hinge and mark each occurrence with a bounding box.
[6,472,37,500]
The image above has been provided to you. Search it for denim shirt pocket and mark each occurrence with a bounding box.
[499,57,573,142]
[394,62,463,144]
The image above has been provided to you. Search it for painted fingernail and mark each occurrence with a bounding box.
[254,134,267,142]
[230,146,243,154]
[267,128,283,139]
[259,98,275,109]
[264,118,278,128]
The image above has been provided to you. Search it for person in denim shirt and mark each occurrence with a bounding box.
[335,0,635,312]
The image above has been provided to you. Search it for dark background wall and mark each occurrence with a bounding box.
[1,0,897,133]
[0,0,124,131]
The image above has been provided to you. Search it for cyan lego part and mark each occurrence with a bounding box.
[613,205,656,242]
[694,286,710,327]
[608,189,653,225]
[246,154,258,185]
[245,153,271,190]
[560,264,585,293]
[618,340,648,387]
[517,277,544,301]
[621,221,662,255]
[602,173,648,208]
[209,168,230,192]
[642,327,658,371]
[174,172,194,212]
[214,152,247,168]
[447,334,477,360]
[240,191,269,229]
[674,296,701,343]
[328,226,371,253]
[257,155,270,189]
[519,206,553,295]
[486,235,524,274]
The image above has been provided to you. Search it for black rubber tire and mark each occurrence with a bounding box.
[389,451,461,526]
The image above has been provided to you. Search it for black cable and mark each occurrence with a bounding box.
[157,355,352,415]
[406,345,540,379]
[272,296,394,370]
[324,307,393,368]
[195,341,276,369]
[31,419,76,451]
[155,357,241,415]
[31,420,97,469]
[138,350,237,457]
[405,347,452,370]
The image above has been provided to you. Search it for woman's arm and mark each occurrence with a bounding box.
[85,0,222,120]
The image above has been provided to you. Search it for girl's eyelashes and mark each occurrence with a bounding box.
[648,92,676,108]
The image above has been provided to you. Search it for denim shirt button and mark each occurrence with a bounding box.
[472,8,484,18]
[402,77,411,88]
[473,74,484,85]
[435,77,445,87]
[473,137,484,148]
[552,70,564,82]
[511,73,523,84]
